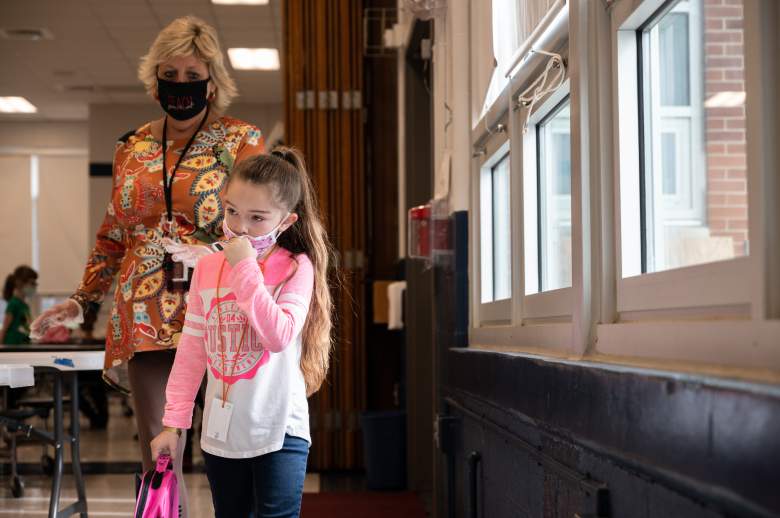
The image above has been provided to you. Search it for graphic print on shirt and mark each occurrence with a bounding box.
[204,291,269,386]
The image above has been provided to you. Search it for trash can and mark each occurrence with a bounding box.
[360,410,406,490]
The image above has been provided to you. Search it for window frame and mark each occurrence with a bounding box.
[464,0,779,377]
[472,126,513,325]
[520,84,575,320]
[612,0,756,314]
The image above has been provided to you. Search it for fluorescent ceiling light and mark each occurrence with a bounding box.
[228,48,280,70]
[212,0,269,5]
[0,96,37,113]
[704,91,746,108]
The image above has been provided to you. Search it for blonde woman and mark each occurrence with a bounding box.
[31,16,265,515]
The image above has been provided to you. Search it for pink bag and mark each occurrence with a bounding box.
[134,454,180,518]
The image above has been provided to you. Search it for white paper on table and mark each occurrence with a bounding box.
[0,364,35,388]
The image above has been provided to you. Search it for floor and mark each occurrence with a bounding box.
[0,391,427,517]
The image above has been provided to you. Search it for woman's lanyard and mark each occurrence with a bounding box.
[161,105,210,236]
[161,106,210,291]
[213,246,278,407]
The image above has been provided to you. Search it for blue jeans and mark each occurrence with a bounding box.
[203,434,309,518]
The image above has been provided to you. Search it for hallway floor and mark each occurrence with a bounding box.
[0,394,428,517]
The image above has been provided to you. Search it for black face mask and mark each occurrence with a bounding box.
[156,77,210,121]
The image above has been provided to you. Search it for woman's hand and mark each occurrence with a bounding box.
[222,236,256,266]
[30,299,83,341]
[150,429,180,462]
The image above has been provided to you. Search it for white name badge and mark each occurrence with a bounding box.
[206,398,234,442]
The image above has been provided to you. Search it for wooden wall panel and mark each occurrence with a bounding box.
[283,0,366,471]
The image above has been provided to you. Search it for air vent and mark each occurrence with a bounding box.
[0,28,54,41]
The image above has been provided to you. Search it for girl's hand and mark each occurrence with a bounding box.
[222,236,256,266]
[150,430,180,461]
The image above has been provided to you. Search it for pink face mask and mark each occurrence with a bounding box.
[221,215,287,257]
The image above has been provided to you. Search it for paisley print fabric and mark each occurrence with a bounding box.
[72,116,264,376]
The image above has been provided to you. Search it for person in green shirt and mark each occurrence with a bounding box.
[1,265,38,345]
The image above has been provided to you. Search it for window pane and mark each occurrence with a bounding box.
[492,154,512,300]
[639,0,748,274]
[659,13,690,106]
[661,132,677,195]
[537,100,572,292]
[480,152,512,303]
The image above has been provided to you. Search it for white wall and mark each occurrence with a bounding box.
[0,121,89,296]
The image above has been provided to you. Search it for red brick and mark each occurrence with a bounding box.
[706,130,745,142]
[727,143,746,154]
[726,118,745,129]
[710,207,748,219]
[706,44,724,56]
[707,143,726,154]
[723,70,745,81]
[727,193,748,205]
[726,169,747,179]
[704,0,723,5]
[708,194,727,206]
[723,44,744,56]
[721,0,744,7]
[706,57,743,68]
[707,6,743,17]
[709,220,728,231]
[727,219,749,230]
[710,180,746,192]
[706,107,745,117]
[724,18,744,29]
[706,19,725,30]
[708,170,727,180]
[706,70,724,81]
[706,81,746,93]
[709,155,747,168]
[706,32,743,44]
[707,119,725,130]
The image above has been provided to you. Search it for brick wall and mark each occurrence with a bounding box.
[704,0,748,257]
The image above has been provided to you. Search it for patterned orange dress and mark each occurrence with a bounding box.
[71,116,264,388]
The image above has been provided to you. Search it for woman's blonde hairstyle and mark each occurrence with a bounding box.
[138,16,238,114]
[228,149,334,396]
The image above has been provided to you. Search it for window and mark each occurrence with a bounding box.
[635,0,748,275]
[474,134,513,324]
[524,95,572,296]
[536,99,572,292]
[481,152,512,303]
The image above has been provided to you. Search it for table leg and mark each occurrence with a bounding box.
[48,374,64,518]
[69,372,88,517]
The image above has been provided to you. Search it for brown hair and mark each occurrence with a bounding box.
[3,265,38,301]
[227,148,333,396]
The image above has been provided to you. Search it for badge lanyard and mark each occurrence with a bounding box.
[213,246,277,407]
[161,106,210,290]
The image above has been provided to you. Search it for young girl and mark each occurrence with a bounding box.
[150,148,333,517]
[1,266,38,345]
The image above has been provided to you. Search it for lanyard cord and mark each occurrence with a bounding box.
[213,248,277,407]
[161,105,210,230]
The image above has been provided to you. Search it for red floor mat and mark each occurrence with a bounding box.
[301,491,427,518]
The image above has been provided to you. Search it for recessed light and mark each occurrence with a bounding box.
[228,48,280,70]
[212,0,269,5]
[0,97,37,113]
[704,91,746,108]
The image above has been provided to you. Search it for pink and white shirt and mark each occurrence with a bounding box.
[162,247,313,458]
